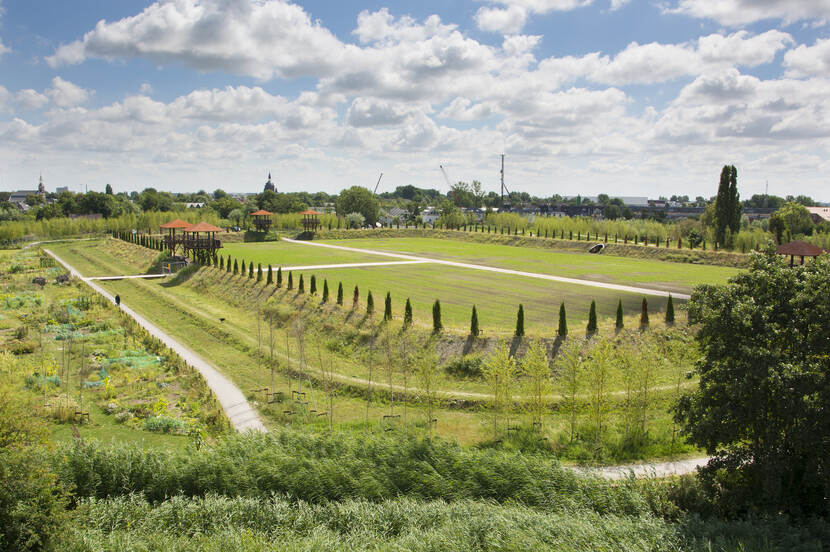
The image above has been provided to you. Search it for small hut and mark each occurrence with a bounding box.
[250,209,273,232]
[776,240,827,267]
[160,219,191,255]
[299,209,321,234]
[181,222,223,259]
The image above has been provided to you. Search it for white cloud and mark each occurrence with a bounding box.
[475,6,528,34]
[0,85,11,112]
[346,97,426,127]
[666,0,830,26]
[45,77,92,108]
[0,0,8,57]
[784,38,830,77]
[609,0,631,10]
[16,89,49,110]
[139,82,153,95]
[438,97,495,120]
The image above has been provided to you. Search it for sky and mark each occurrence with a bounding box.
[1,0,829,201]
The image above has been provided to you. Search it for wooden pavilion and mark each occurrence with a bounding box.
[250,209,273,232]
[160,219,191,255]
[181,221,223,259]
[776,240,827,267]
[299,209,321,234]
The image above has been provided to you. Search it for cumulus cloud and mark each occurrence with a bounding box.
[784,38,830,77]
[346,97,426,127]
[475,6,528,34]
[16,89,49,110]
[45,77,92,108]
[0,0,8,57]
[666,0,830,26]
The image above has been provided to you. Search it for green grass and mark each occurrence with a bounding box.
[44,238,159,277]
[222,240,383,268]
[316,237,741,294]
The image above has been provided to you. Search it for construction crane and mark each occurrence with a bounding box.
[500,154,511,208]
[439,164,453,189]
[373,173,383,194]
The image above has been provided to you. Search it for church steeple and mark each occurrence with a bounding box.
[38,172,46,196]
[264,171,276,193]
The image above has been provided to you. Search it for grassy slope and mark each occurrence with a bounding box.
[316,237,740,294]
[222,241,382,267]
[44,237,159,276]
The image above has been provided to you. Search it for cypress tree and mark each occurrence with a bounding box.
[432,299,442,333]
[515,304,525,337]
[666,294,675,325]
[366,291,374,315]
[384,292,392,321]
[241,260,246,275]
[729,165,741,234]
[233,259,239,275]
[337,282,343,305]
[615,299,624,331]
[226,257,231,273]
[470,305,479,337]
[322,279,329,302]
[353,285,359,308]
[557,302,568,338]
[640,297,649,329]
[310,275,317,295]
[586,300,597,335]
[287,271,293,290]
[219,256,224,270]
[277,267,283,287]
[256,263,262,282]
[248,262,254,279]
[403,298,412,328]
[298,274,305,293]
[266,265,273,285]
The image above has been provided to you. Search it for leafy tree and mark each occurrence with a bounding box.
[587,337,613,444]
[586,300,598,335]
[336,186,380,226]
[640,297,649,329]
[483,343,516,442]
[432,300,442,333]
[714,165,740,246]
[213,196,242,219]
[35,202,63,220]
[676,250,830,517]
[556,338,582,442]
[322,279,329,302]
[470,305,479,337]
[665,294,675,325]
[403,298,412,328]
[515,304,525,337]
[615,299,624,331]
[105,183,113,194]
[771,202,814,237]
[557,302,568,338]
[523,341,551,432]
[415,349,442,437]
[366,291,374,315]
[336,282,343,305]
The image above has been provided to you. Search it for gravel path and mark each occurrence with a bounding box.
[282,238,691,299]
[44,248,266,433]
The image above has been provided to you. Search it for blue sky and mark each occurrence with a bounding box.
[1,0,829,201]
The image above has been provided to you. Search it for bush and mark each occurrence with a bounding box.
[142,416,187,434]
[444,355,484,379]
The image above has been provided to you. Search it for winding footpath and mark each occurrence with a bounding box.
[43,248,266,433]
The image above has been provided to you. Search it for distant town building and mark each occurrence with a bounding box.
[806,206,830,223]
[264,173,276,193]
[185,202,205,208]
[56,186,69,194]
[380,207,408,225]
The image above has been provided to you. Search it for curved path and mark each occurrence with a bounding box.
[44,248,266,433]
[283,238,691,300]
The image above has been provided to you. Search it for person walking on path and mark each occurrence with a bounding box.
[115,294,121,306]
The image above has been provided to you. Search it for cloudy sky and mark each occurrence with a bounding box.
[1,0,829,200]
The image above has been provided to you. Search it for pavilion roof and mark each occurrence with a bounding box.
[160,219,192,229]
[299,209,320,215]
[250,209,273,216]
[776,240,826,257]
[183,221,223,233]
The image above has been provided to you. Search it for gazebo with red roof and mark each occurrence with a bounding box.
[250,209,273,232]
[300,209,321,234]
[160,219,191,255]
[181,221,223,259]
[776,240,827,267]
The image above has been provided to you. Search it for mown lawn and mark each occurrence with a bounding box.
[222,240,381,268]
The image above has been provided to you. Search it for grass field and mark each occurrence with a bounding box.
[222,240,382,268]
[313,237,740,294]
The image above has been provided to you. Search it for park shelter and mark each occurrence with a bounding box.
[160,219,191,255]
[182,222,223,258]
[250,209,273,232]
[299,209,321,234]
[776,240,827,267]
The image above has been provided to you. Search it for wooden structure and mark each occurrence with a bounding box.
[181,221,223,258]
[776,240,827,267]
[250,209,273,232]
[299,209,321,234]
[160,219,191,255]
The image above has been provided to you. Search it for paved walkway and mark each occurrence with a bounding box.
[87,274,169,281]
[282,238,691,299]
[44,248,266,433]
[577,456,710,480]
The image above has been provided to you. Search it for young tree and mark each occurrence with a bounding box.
[266,264,273,285]
[415,347,442,437]
[248,261,254,278]
[515,304,525,337]
[483,342,516,443]
[241,260,246,275]
[287,271,293,290]
[432,299,442,333]
[586,300,598,336]
[322,279,329,302]
[470,305,479,337]
[366,290,374,315]
[219,256,225,270]
[665,294,675,325]
[557,302,568,338]
[715,165,740,246]
[640,297,649,329]
[336,282,344,305]
[384,292,392,321]
[276,266,283,287]
[586,336,612,445]
[298,274,305,293]
[403,298,412,328]
[353,285,359,309]
[256,263,262,282]
[522,340,551,433]
[615,299,624,331]
[309,275,317,295]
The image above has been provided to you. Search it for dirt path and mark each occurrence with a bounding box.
[577,456,710,480]
[44,248,266,433]
[282,238,692,300]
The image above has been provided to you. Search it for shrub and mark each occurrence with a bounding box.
[143,416,187,434]
[444,355,484,379]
